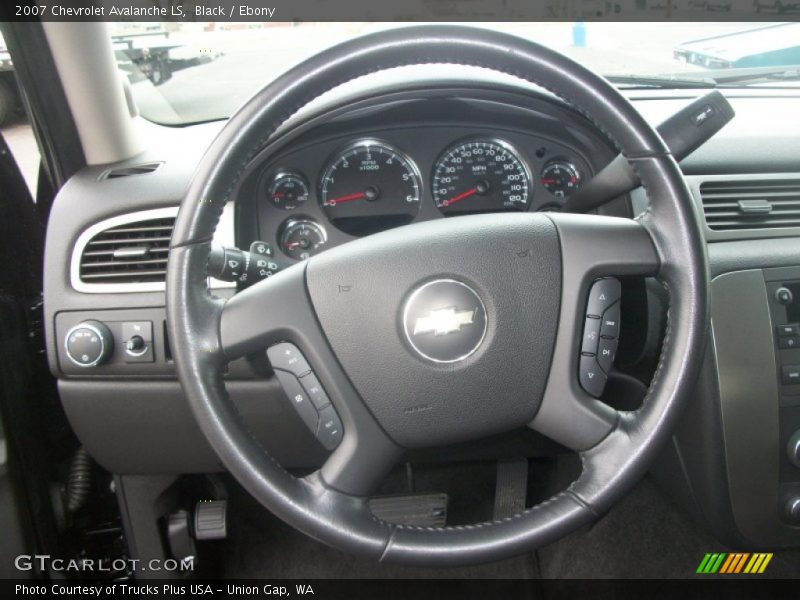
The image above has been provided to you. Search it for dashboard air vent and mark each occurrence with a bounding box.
[700,179,800,231]
[79,216,174,284]
[101,162,163,180]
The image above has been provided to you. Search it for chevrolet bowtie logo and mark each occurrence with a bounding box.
[413,307,477,336]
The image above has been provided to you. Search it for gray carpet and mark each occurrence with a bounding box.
[220,469,800,579]
[537,478,800,579]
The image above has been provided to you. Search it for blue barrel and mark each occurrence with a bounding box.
[572,21,586,48]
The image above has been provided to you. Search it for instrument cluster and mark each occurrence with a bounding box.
[255,131,592,262]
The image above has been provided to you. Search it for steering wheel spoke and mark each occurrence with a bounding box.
[219,263,403,497]
[530,213,660,451]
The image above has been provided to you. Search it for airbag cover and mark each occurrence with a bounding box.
[306,213,561,448]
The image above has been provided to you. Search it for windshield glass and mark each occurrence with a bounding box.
[110,22,800,125]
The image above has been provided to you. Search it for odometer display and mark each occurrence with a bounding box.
[432,139,531,215]
[320,140,421,236]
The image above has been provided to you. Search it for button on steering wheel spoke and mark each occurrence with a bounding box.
[529,213,660,451]
[218,263,402,496]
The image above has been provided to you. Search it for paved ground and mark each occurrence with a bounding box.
[0,20,777,190]
[132,21,755,123]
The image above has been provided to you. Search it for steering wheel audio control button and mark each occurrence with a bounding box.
[600,302,621,339]
[579,354,607,398]
[597,337,619,374]
[316,406,344,450]
[586,278,621,317]
[267,343,311,376]
[299,372,330,410]
[273,370,319,432]
[581,316,601,354]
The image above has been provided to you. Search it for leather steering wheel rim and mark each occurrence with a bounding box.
[167,25,708,566]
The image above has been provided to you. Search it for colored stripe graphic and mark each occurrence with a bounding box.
[697,553,726,574]
[719,553,736,574]
[697,552,773,574]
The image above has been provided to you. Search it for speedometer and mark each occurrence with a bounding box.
[319,139,421,236]
[432,139,531,215]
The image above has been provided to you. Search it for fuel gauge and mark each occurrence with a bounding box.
[279,219,327,260]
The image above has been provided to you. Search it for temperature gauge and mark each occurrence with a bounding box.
[540,161,581,198]
[267,171,310,210]
[279,219,327,260]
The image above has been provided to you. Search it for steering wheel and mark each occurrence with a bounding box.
[167,25,708,566]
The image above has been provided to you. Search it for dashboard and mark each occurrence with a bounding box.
[40,71,800,552]
[232,88,625,265]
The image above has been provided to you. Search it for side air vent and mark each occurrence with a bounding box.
[72,205,234,293]
[78,216,174,284]
[700,179,800,231]
[100,162,163,180]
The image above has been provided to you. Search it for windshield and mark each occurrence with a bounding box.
[111,22,800,125]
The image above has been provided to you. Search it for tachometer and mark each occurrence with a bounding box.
[319,140,421,236]
[432,139,531,215]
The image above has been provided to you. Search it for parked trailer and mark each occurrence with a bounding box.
[674,22,800,69]
[111,32,182,86]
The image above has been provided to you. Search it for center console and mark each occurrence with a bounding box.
[681,265,800,549]
[764,267,800,528]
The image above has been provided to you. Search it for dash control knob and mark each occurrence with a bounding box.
[787,431,800,469]
[776,287,794,305]
[64,320,113,368]
[785,497,800,526]
[126,335,146,354]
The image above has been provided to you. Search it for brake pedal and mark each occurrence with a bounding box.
[493,458,528,520]
[369,493,448,527]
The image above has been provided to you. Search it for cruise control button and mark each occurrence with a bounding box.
[597,337,619,374]
[316,406,343,450]
[274,370,319,432]
[300,372,330,410]
[600,302,621,339]
[581,317,601,354]
[267,342,312,376]
[586,278,621,317]
[579,354,607,398]
[783,365,800,385]
[779,337,800,350]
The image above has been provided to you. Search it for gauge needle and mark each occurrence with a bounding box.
[325,192,367,206]
[442,187,478,208]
